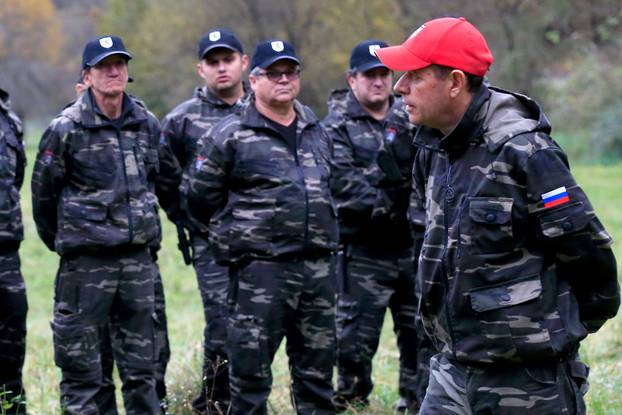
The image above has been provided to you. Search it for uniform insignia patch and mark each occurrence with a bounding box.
[195,155,206,170]
[99,37,113,48]
[385,127,396,142]
[43,149,54,165]
[542,186,569,208]
[209,31,221,41]
[271,41,284,52]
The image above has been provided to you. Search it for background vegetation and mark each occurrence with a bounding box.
[3,0,622,413]
[1,0,621,163]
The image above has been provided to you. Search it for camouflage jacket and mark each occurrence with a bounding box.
[0,88,25,249]
[184,98,339,264]
[157,84,249,226]
[323,89,416,250]
[32,90,161,255]
[412,85,619,365]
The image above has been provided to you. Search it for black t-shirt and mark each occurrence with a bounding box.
[266,116,298,158]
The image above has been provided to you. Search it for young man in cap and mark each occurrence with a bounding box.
[0,86,28,415]
[184,39,338,415]
[323,39,432,413]
[376,17,619,414]
[32,35,163,414]
[156,27,249,414]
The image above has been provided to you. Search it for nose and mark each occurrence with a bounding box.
[394,73,409,95]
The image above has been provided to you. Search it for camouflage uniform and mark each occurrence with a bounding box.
[32,90,163,415]
[0,88,28,415]
[157,85,249,410]
[323,89,432,411]
[411,85,620,414]
[184,98,339,414]
[95,260,170,415]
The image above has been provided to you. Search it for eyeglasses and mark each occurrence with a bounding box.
[255,68,301,82]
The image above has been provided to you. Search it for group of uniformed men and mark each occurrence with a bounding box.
[0,15,618,415]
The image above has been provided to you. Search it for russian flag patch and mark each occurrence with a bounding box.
[541,186,570,209]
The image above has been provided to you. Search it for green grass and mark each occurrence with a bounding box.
[15,137,622,414]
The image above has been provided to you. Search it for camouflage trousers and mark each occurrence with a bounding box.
[94,262,170,415]
[191,235,230,412]
[420,352,589,414]
[227,255,337,415]
[52,249,160,415]
[0,251,28,415]
[335,244,432,411]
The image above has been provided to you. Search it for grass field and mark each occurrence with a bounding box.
[14,137,622,414]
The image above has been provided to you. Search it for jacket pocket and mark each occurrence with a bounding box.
[136,146,159,181]
[0,187,21,232]
[470,274,555,361]
[463,197,514,254]
[539,202,588,238]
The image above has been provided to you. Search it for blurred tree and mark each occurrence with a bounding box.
[0,0,618,160]
[0,0,65,119]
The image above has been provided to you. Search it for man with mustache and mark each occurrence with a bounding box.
[185,39,338,414]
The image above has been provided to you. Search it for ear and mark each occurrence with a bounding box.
[196,61,205,78]
[83,68,92,85]
[346,72,356,89]
[241,54,249,72]
[248,73,258,91]
[448,70,468,98]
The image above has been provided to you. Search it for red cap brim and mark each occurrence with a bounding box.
[376,45,430,72]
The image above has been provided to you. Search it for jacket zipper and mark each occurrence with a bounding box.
[294,132,310,252]
[118,129,134,243]
[442,156,457,355]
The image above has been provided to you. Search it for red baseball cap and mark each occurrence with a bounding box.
[376,17,493,76]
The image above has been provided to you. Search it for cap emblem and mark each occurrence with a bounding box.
[271,41,284,52]
[99,37,113,48]
[209,31,221,41]
[368,44,380,56]
[409,24,425,39]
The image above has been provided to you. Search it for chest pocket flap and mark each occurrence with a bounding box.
[470,275,542,312]
[469,198,513,225]
[539,202,588,238]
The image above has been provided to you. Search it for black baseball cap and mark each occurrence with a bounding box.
[82,35,132,69]
[198,28,243,59]
[251,39,300,70]
[349,39,389,73]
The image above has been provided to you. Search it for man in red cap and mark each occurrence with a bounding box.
[376,16,619,414]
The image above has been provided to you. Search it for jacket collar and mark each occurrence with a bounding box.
[414,85,548,155]
[0,88,11,113]
[71,89,147,129]
[240,95,318,133]
[346,90,395,120]
[437,85,491,154]
[196,81,251,108]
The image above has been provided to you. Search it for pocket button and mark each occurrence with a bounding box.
[485,213,497,223]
